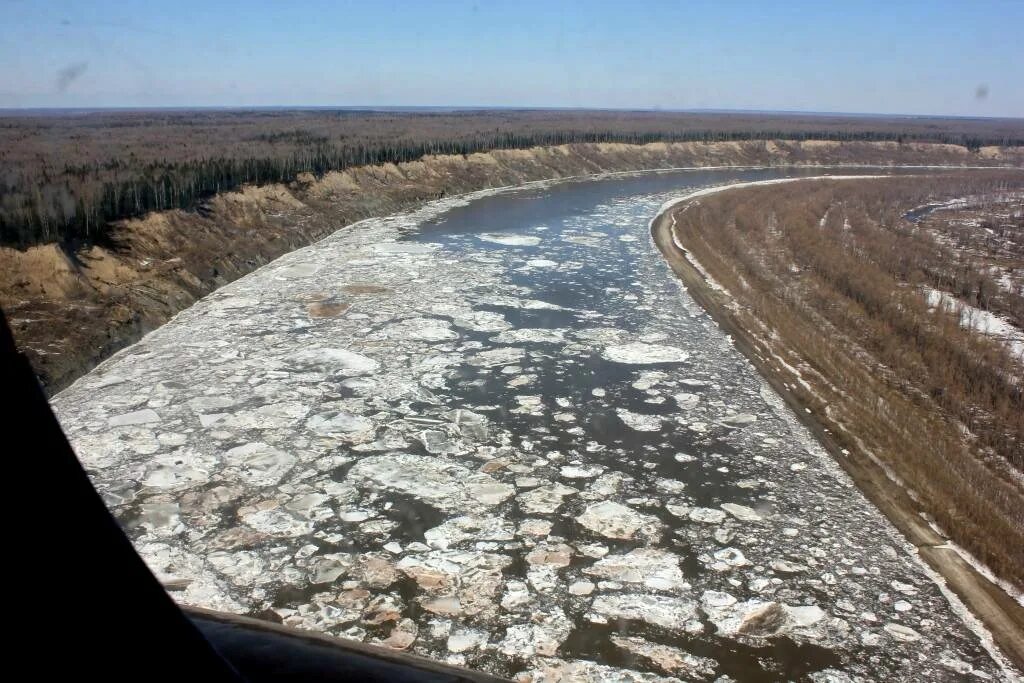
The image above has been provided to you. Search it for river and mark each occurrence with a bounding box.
[51,167,1013,681]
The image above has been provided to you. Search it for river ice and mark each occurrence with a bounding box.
[52,170,1017,681]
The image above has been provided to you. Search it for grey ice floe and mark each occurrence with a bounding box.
[138,502,180,533]
[673,392,701,410]
[274,262,318,278]
[526,658,682,683]
[568,581,596,596]
[338,508,373,522]
[423,515,515,549]
[525,543,574,567]
[500,581,533,612]
[221,401,309,430]
[884,622,922,642]
[603,342,690,364]
[491,328,567,344]
[108,408,161,427]
[288,347,379,375]
[376,318,459,342]
[584,548,688,592]
[346,454,514,513]
[306,412,375,440]
[451,310,511,332]
[415,430,463,455]
[688,507,726,524]
[186,396,237,415]
[467,347,527,368]
[447,409,489,440]
[498,607,573,658]
[721,502,763,522]
[576,501,662,541]
[518,518,553,537]
[700,590,828,639]
[309,554,355,584]
[632,371,666,390]
[477,233,542,247]
[518,483,578,514]
[591,593,699,632]
[476,295,566,311]
[222,442,296,487]
[656,478,686,495]
[560,464,605,479]
[610,636,717,680]
[397,550,511,619]
[709,547,749,571]
[720,413,758,427]
[562,234,606,247]
[616,408,663,432]
[370,241,439,255]
[240,506,313,537]
[572,327,630,345]
[770,560,808,574]
[141,448,216,489]
[446,628,489,653]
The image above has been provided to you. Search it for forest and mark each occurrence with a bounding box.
[3,108,1024,247]
[668,172,1024,586]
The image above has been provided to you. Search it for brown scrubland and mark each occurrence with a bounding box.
[664,172,1024,590]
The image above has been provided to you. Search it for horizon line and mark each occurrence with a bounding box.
[0,105,1022,122]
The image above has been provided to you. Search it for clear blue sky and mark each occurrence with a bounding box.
[1,0,1021,116]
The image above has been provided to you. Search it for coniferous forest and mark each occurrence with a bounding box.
[3,108,1023,247]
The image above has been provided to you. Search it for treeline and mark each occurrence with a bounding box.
[2,108,1023,247]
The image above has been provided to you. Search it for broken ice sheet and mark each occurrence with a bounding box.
[51,172,1014,683]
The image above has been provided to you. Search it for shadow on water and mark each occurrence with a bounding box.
[383,494,446,543]
[561,620,843,682]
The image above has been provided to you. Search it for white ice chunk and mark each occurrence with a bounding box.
[603,342,690,365]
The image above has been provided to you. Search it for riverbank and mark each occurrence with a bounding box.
[4,140,1024,394]
[650,177,1024,674]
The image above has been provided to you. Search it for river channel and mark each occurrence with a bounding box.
[52,167,1013,681]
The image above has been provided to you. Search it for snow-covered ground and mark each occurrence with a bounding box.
[53,169,1018,681]
[923,286,1024,359]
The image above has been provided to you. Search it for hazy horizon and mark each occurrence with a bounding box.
[1,105,1022,121]
[1,0,1022,117]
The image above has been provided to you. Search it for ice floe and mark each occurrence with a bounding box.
[603,342,690,364]
[478,233,542,247]
[576,501,662,541]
